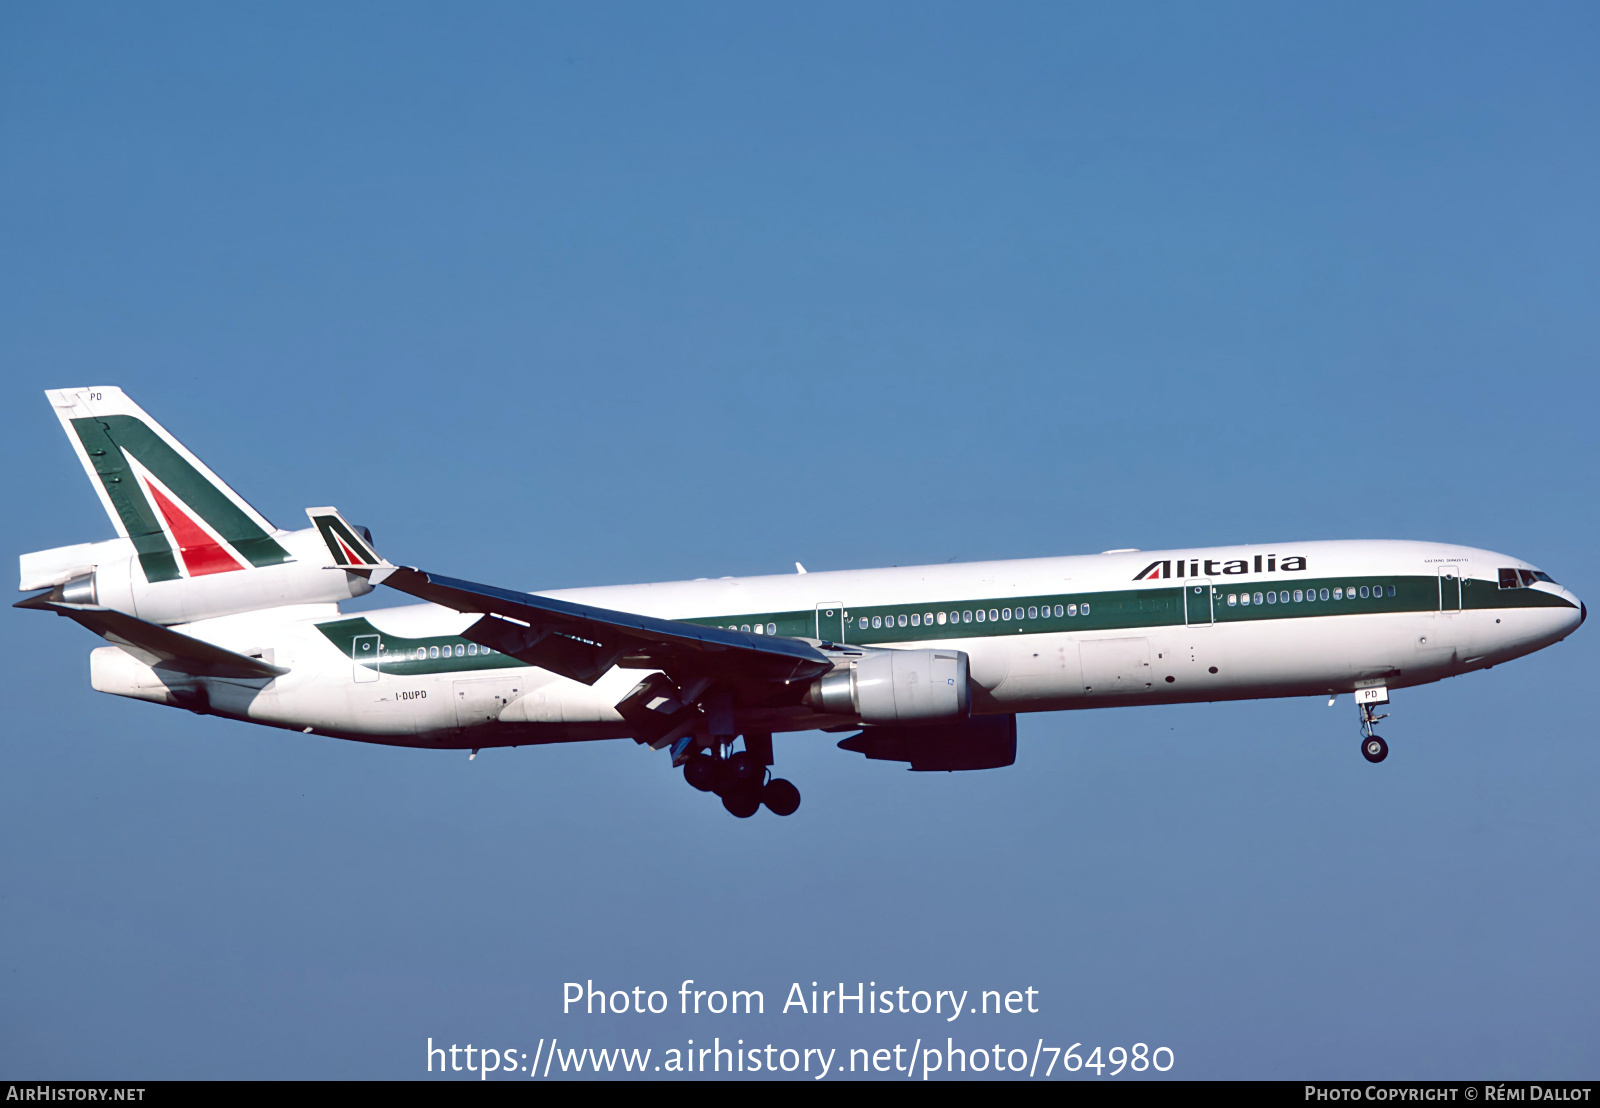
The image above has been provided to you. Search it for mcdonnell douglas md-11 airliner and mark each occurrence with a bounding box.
[19,388,1585,817]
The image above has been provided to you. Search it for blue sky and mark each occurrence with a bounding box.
[3,3,1597,1079]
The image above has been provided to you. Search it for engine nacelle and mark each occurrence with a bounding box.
[19,526,372,625]
[805,648,970,722]
[837,714,1017,771]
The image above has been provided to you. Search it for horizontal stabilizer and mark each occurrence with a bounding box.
[15,594,288,679]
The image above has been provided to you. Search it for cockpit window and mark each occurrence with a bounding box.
[1504,567,1559,588]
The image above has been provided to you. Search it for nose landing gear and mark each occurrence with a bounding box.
[679,731,803,817]
[1355,687,1390,764]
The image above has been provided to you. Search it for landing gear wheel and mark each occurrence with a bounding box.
[762,778,801,817]
[1362,735,1389,764]
[726,751,764,789]
[721,789,761,818]
[683,754,717,792]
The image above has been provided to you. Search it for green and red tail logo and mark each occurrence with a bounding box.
[50,388,289,583]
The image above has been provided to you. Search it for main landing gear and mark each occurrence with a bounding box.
[1355,688,1390,764]
[680,732,802,818]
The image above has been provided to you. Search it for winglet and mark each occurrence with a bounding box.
[306,508,390,571]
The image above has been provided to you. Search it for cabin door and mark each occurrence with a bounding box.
[815,603,844,643]
[352,634,380,683]
[1438,566,1462,613]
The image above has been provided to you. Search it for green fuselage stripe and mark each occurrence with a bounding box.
[317,574,1571,677]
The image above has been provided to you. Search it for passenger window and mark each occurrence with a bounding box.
[1067,604,1077,616]
[767,623,776,634]
[989,609,999,621]
[936,611,947,625]
[1266,592,1276,604]
[1294,590,1303,602]
[454,644,463,656]
[1081,603,1090,615]
[1332,589,1342,600]
[429,646,439,659]
[860,617,869,629]
[1359,586,1369,598]
[1027,606,1037,618]
[1002,608,1012,620]
[963,611,972,623]
[1346,585,1356,597]
[1230,593,1240,606]
[975,610,986,623]
[1054,604,1064,617]
[1387,585,1396,597]
[898,614,908,627]
[1320,588,1330,600]
[1252,592,1263,605]
[910,614,920,627]
[872,616,882,629]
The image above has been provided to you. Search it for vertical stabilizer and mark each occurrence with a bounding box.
[45,387,290,584]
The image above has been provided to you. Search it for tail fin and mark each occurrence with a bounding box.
[306,507,389,568]
[46,387,290,584]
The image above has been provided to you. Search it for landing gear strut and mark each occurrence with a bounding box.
[679,732,802,817]
[1356,688,1390,764]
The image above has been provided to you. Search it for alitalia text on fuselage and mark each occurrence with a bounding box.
[1133,554,1309,580]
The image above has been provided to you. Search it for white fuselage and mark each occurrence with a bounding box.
[88,539,1585,750]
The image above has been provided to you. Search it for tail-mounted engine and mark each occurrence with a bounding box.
[19,527,373,626]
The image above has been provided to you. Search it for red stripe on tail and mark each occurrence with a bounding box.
[334,534,364,565]
[144,481,246,576]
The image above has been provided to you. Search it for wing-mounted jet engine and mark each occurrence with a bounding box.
[803,647,971,722]
[836,715,1018,771]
